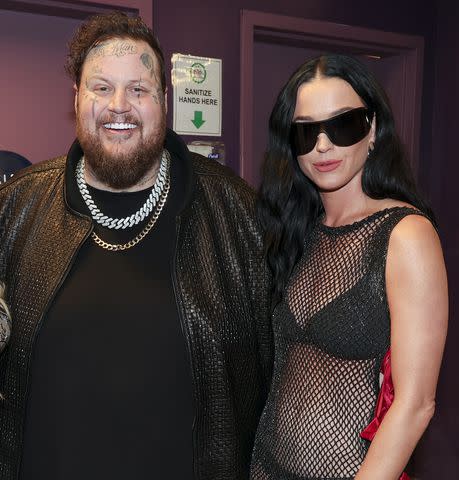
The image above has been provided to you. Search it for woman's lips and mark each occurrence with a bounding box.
[312,160,342,172]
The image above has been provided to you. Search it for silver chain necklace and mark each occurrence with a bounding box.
[76,150,170,230]
[92,177,170,251]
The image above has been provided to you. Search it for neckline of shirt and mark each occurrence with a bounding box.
[317,206,418,234]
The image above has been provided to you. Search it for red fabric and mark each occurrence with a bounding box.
[360,348,410,480]
[361,349,393,441]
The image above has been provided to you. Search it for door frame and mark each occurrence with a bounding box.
[1,0,152,26]
[240,9,424,184]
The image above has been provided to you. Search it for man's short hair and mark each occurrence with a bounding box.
[65,11,166,92]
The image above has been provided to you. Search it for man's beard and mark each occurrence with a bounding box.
[76,114,166,190]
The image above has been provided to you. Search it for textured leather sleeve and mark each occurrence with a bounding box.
[192,154,274,386]
[175,155,273,479]
[0,157,92,480]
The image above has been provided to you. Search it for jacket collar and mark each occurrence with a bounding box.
[63,128,196,216]
[164,127,195,214]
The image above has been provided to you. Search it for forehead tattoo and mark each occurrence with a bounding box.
[87,41,138,60]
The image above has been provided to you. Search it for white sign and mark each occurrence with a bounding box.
[172,54,222,136]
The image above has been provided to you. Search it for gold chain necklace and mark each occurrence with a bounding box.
[91,178,170,252]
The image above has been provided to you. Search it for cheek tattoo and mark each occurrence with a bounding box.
[82,81,99,119]
[152,88,165,105]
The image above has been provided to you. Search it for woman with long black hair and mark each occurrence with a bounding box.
[250,54,448,480]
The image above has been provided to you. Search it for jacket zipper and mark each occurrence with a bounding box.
[171,215,199,480]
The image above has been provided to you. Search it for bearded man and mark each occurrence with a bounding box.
[0,12,272,480]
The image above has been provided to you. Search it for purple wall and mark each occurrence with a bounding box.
[420,0,459,477]
[0,10,79,162]
[155,0,436,183]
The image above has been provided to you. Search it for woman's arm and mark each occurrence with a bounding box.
[355,214,448,480]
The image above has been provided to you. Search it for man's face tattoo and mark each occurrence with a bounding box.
[75,39,166,190]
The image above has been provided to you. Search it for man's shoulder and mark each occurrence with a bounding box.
[190,152,256,200]
[0,156,66,195]
[188,152,264,246]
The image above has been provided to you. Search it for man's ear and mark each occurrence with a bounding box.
[73,83,78,113]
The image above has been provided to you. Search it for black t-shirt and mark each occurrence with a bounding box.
[20,156,194,480]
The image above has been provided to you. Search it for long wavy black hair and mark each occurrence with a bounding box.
[258,54,434,305]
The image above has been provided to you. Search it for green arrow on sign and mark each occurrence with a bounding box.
[191,111,206,129]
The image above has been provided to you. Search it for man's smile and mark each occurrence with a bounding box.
[103,122,137,131]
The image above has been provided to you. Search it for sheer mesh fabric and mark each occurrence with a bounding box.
[251,207,425,480]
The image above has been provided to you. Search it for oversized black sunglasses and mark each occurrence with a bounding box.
[291,107,372,155]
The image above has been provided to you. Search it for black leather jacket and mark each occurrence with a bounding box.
[0,129,273,480]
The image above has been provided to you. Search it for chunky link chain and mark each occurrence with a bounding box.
[76,150,170,230]
[91,173,170,251]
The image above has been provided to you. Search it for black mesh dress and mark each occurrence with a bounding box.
[251,207,426,480]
